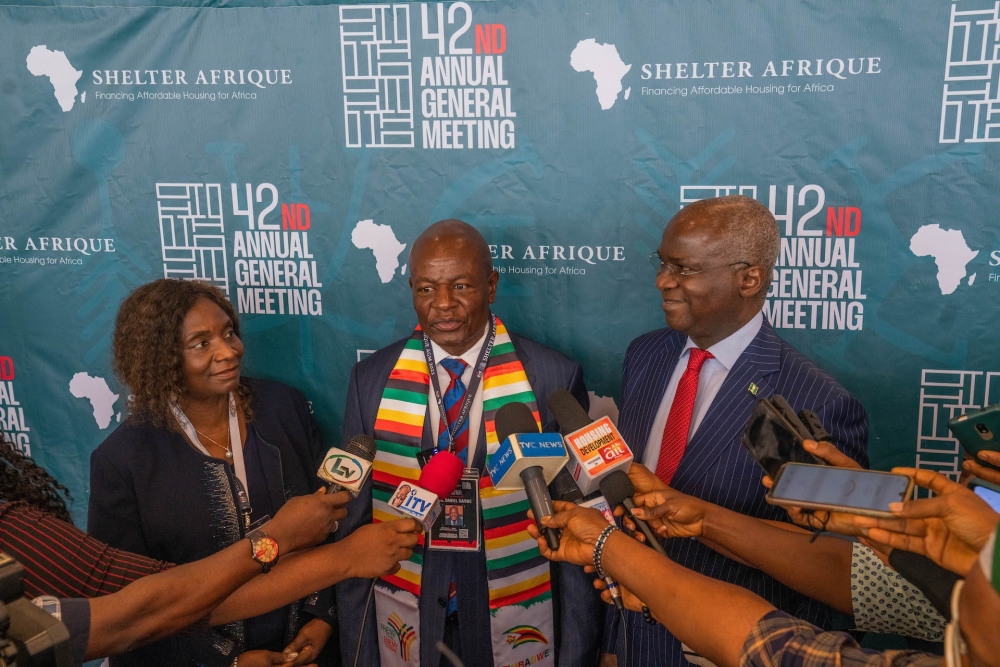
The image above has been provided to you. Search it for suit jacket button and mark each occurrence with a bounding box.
[437,597,447,608]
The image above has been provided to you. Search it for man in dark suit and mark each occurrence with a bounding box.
[336,220,603,667]
[602,195,869,667]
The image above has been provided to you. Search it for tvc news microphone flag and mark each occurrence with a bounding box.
[489,401,568,549]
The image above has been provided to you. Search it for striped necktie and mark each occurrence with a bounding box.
[437,357,470,463]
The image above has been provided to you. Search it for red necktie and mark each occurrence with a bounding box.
[655,348,714,484]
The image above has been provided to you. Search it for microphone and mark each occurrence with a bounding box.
[387,480,442,531]
[600,470,667,557]
[418,450,465,499]
[487,402,569,550]
[317,435,377,496]
[547,389,633,495]
[553,473,625,611]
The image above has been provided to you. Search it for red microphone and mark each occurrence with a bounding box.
[419,450,465,498]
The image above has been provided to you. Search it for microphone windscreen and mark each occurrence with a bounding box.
[553,470,584,504]
[599,470,635,508]
[546,389,592,435]
[343,434,378,462]
[418,450,465,498]
[495,402,540,445]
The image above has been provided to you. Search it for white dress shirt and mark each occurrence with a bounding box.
[428,323,490,466]
[642,311,764,469]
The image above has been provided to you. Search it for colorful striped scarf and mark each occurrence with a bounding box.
[371,315,555,667]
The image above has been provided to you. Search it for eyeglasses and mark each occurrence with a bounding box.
[648,252,750,277]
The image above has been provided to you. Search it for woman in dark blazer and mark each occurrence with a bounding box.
[88,279,336,667]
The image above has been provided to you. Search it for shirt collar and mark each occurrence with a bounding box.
[681,311,763,371]
[429,321,491,368]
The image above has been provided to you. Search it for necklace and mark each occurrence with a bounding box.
[195,420,233,459]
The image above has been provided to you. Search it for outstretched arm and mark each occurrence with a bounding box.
[531,502,774,667]
[85,490,346,660]
[631,487,853,615]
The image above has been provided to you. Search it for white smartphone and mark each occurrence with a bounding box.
[767,463,914,518]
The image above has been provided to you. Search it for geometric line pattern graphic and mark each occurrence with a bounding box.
[156,183,229,294]
[916,369,1000,494]
[940,2,1000,143]
[340,4,415,148]
[679,185,758,208]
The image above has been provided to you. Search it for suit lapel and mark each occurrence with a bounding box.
[621,331,684,463]
[671,323,783,493]
[251,427,288,514]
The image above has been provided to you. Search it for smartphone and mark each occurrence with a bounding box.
[767,463,914,518]
[741,397,821,478]
[968,477,1000,513]
[948,405,1000,472]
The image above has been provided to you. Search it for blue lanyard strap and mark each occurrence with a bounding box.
[423,314,497,453]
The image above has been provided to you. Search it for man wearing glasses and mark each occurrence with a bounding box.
[601,195,869,667]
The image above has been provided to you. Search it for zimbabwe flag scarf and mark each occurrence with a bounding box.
[370,314,555,667]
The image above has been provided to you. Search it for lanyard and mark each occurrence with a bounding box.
[171,393,252,528]
[423,314,496,454]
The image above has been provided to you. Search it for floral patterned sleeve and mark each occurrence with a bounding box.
[851,542,946,641]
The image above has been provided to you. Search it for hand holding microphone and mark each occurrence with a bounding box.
[264,488,352,553]
[340,519,424,579]
[489,402,568,550]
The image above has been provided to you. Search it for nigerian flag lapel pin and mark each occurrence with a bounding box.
[748,382,759,396]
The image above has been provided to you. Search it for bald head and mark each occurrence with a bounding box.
[675,195,780,294]
[410,219,493,280]
[409,219,499,355]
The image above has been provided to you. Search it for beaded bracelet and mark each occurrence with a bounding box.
[592,524,619,576]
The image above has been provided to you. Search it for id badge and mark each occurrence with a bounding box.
[429,470,481,551]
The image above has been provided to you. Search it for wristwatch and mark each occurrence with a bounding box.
[247,528,279,573]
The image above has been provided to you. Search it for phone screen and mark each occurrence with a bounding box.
[973,485,1000,513]
[771,465,910,512]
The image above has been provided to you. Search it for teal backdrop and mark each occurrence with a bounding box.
[2,0,998,526]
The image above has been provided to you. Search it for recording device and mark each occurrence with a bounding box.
[949,405,1000,472]
[553,475,626,611]
[488,402,568,550]
[317,435,377,495]
[547,389,633,495]
[0,552,72,666]
[968,477,1000,513]
[741,395,824,478]
[767,463,914,518]
[599,470,667,557]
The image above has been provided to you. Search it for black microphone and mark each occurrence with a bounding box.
[553,472,626,611]
[491,402,565,550]
[317,434,378,495]
[548,389,592,435]
[547,389,634,495]
[600,470,667,557]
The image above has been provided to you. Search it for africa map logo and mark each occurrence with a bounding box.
[387,613,417,661]
[503,625,548,648]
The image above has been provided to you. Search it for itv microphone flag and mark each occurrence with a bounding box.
[1,1,998,526]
